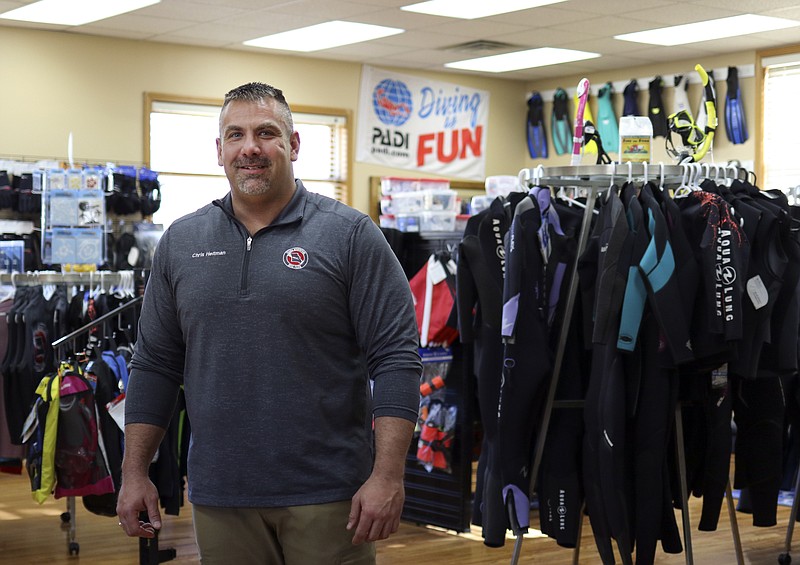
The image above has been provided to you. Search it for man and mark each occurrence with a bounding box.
[116,82,422,564]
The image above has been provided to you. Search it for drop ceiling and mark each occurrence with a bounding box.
[1,0,799,81]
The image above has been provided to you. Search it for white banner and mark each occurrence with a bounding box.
[356,65,489,180]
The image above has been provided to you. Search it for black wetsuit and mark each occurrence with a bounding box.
[578,186,632,564]
[456,194,521,547]
[497,194,551,534]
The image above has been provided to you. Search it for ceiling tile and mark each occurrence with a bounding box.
[154,22,269,43]
[763,6,800,19]
[684,0,800,13]
[346,7,454,30]
[269,0,383,20]
[486,5,596,27]
[553,15,676,37]
[78,14,192,36]
[0,0,796,80]
[624,3,745,26]
[186,0,292,9]
[134,1,248,23]
[371,30,473,49]
[415,19,533,38]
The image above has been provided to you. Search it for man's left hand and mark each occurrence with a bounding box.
[347,473,404,544]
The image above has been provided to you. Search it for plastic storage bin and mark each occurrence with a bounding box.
[423,189,459,212]
[420,211,456,232]
[380,177,450,195]
[391,191,426,213]
[396,214,420,232]
[379,215,397,229]
[485,175,519,197]
[470,195,495,215]
[380,197,394,215]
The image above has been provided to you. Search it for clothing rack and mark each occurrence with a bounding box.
[0,270,135,287]
[2,274,172,562]
[507,163,746,565]
[51,291,174,564]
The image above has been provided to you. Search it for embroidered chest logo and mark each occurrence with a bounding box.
[283,247,309,270]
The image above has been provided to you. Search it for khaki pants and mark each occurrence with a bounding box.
[192,500,376,565]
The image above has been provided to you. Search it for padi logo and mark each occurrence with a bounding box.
[283,247,309,270]
[372,79,412,126]
[191,250,227,258]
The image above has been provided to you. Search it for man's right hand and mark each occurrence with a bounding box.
[116,474,162,538]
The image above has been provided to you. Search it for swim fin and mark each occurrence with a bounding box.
[725,66,749,144]
[673,75,691,116]
[551,88,572,155]
[575,88,597,155]
[648,76,668,138]
[596,82,619,153]
[622,79,639,116]
[527,91,548,158]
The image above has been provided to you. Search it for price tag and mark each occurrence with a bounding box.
[746,275,768,310]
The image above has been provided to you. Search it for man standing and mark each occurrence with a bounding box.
[116,82,422,564]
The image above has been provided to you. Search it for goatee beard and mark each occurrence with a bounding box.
[236,159,271,195]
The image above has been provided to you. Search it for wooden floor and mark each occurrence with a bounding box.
[0,470,797,564]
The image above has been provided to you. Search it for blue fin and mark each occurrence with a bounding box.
[527,92,548,158]
[725,66,748,145]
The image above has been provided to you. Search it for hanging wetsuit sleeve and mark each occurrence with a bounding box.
[456,238,479,344]
[348,216,422,422]
[127,229,186,429]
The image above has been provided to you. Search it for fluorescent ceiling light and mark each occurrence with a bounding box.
[244,21,403,52]
[401,0,567,20]
[445,47,599,73]
[615,14,800,46]
[0,0,160,26]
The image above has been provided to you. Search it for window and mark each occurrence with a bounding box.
[145,94,350,227]
[759,48,800,194]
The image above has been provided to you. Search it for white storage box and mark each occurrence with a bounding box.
[380,177,450,195]
[391,192,425,213]
[380,197,394,216]
[470,195,495,215]
[396,214,420,232]
[423,189,459,212]
[379,215,396,229]
[420,211,457,232]
[485,175,520,197]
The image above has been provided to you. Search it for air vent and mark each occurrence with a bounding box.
[442,39,519,53]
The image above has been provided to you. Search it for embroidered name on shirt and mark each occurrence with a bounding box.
[191,251,227,258]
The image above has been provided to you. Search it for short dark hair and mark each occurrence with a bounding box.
[220,82,294,132]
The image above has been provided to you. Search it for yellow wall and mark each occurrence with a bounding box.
[0,27,527,213]
[524,51,756,169]
[0,27,757,213]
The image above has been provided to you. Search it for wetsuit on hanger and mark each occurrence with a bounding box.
[456,193,522,547]
[578,186,632,565]
[528,187,585,548]
[497,194,551,536]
